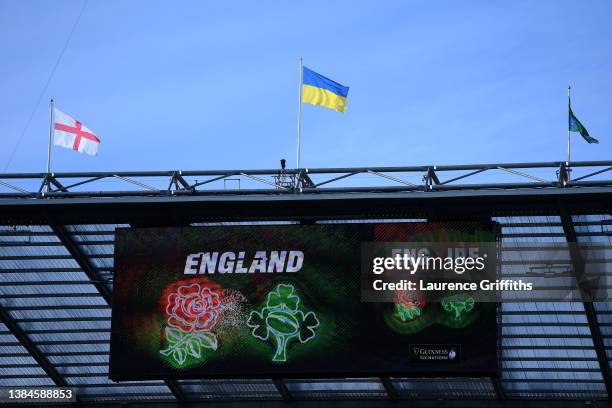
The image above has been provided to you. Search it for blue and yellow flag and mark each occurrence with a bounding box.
[302,67,349,112]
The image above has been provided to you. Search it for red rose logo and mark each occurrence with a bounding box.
[160,283,221,366]
[166,284,220,332]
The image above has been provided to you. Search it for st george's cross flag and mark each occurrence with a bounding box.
[53,108,100,155]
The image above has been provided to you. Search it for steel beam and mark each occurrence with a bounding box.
[559,208,612,399]
[48,176,68,192]
[3,180,612,201]
[379,377,398,400]
[50,224,113,303]
[164,379,187,402]
[272,378,292,402]
[0,303,69,388]
[424,167,440,189]
[491,377,504,400]
[0,186,610,227]
[299,172,315,188]
[50,224,187,402]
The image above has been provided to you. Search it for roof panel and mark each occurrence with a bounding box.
[176,379,280,399]
[284,378,386,398]
[495,216,606,399]
[392,378,495,399]
[0,322,55,387]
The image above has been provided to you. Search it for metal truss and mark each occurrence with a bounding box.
[490,378,504,400]
[0,304,70,389]
[0,160,611,199]
[379,377,398,400]
[558,210,612,397]
[272,378,292,402]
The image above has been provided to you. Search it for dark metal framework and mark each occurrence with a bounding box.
[559,210,612,396]
[0,160,611,406]
[0,160,610,199]
[0,304,68,388]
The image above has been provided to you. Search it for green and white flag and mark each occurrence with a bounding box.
[569,98,598,144]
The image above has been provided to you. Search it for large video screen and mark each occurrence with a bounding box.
[110,223,498,380]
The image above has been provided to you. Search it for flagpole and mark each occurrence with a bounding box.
[296,57,303,170]
[46,98,54,192]
[567,85,571,168]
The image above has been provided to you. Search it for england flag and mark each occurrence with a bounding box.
[53,108,100,156]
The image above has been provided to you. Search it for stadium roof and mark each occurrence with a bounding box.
[0,160,611,406]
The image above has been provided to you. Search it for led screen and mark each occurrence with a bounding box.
[110,223,498,380]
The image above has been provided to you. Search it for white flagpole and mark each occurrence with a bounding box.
[567,86,571,167]
[296,57,303,169]
[46,98,54,192]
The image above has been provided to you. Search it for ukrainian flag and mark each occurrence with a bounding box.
[302,67,349,112]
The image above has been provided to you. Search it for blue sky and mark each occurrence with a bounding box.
[1,0,611,177]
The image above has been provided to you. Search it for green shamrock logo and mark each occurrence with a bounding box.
[247,284,319,362]
[441,294,475,320]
